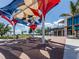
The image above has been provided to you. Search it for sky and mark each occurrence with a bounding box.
[46,0,77,23]
[0,0,78,34]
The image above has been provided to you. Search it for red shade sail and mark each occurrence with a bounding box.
[29,24,37,30]
[0,15,19,26]
[1,15,14,26]
[38,0,60,17]
[29,7,40,17]
[12,19,18,25]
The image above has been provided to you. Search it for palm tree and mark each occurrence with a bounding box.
[75,0,79,14]
[0,23,11,36]
[60,0,79,36]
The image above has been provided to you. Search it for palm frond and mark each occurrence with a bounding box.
[60,13,71,17]
[70,1,76,15]
[75,0,79,7]
[75,0,79,14]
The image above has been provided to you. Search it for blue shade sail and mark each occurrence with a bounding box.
[0,0,24,18]
[16,18,27,26]
[0,0,41,30]
[0,0,27,26]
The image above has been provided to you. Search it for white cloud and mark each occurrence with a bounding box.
[56,19,64,23]
[53,19,64,24]
[36,22,54,29]
[45,23,54,28]
[36,22,64,29]
[52,19,65,28]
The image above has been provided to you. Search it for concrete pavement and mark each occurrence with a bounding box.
[63,38,79,59]
[0,36,79,59]
[0,36,66,59]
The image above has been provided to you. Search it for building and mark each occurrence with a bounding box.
[52,28,64,36]
[52,19,65,36]
[52,15,79,37]
[66,15,79,37]
[49,15,79,37]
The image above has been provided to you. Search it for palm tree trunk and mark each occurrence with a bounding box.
[72,16,74,36]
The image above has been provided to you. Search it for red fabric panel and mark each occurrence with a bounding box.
[38,0,60,17]
[12,19,18,25]
[29,24,37,30]
[29,8,40,16]
[1,15,14,26]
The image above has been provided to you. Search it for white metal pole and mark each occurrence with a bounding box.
[42,14,45,44]
[32,30,34,38]
[64,17,67,37]
[13,25,16,40]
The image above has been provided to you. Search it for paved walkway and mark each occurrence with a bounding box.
[0,36,66,59]
[63,38,79,59]
[3,36,79,59]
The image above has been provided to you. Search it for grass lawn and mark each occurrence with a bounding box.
[0,34,31,39]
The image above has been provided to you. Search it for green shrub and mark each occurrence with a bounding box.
[0,36,14,39]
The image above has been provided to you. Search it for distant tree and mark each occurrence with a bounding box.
[35,28,42,35]
[45,27,51,35]
[35,27,51,35]
[0,23,4,29]
[0,23,11,36]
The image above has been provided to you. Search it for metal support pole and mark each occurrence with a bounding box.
[32,30,34,38]
[42,14,45,44]
[64,17,68,37]
[13,25,16,40]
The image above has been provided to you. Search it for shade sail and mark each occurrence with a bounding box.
[16,2,39,19]
[15,0,41,23]
[17,0,60,23]
[17,5,34,18]
[15,2,42,27]
[0,0,28,26]
[1,15,13,25]
[15,0,41,19]
[0,15,28,26]
[24,0,38,9]
[16,0,60,18]
[0,0,60,31]
[0,0,24,17]
[38,0,60,16]
[0,0,60,20]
